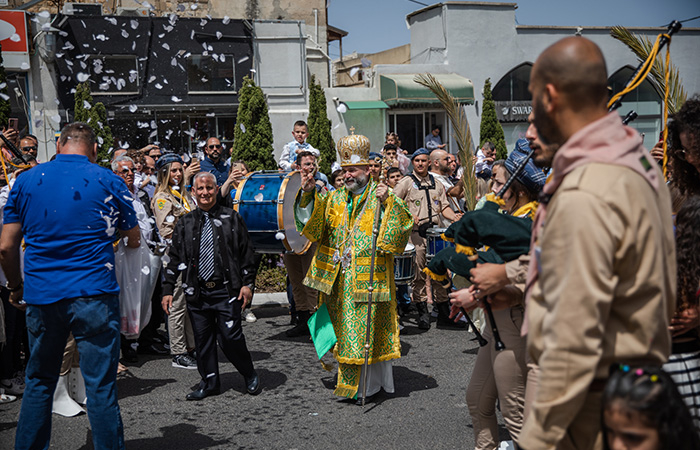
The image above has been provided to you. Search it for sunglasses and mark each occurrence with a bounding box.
[22,146,37,152]
[208,144,222,149]
[119,168,134,174]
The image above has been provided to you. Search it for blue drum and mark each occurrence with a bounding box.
[394,242,416,285]
[426,227,454,261]
[233,171,311,254]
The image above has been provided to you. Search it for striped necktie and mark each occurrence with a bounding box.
[198,212,215,281]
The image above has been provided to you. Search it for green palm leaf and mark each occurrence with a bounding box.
[414,73,478,211]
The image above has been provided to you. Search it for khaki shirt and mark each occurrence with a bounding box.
[393,171,450,229]
[520,162,676,449]
[151,190,193,240]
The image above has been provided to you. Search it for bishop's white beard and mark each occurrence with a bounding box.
[345,172,369,194]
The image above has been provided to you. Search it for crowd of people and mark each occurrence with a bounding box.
[0,36,699,450]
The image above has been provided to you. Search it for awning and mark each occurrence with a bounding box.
[343,101,389,110]
[380,73,474,106]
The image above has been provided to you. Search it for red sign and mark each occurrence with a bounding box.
[0,11,28,53]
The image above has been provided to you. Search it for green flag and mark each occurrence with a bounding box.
[308,303,337,360]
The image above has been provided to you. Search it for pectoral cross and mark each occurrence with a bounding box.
[349,126,355,135]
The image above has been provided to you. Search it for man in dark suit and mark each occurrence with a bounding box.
[162,171,261,400]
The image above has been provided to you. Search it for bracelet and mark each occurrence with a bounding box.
[6,281,23,292]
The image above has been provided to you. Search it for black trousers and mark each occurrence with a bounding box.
[187,286,255,391]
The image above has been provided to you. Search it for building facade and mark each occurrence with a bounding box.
[326,1,700,155]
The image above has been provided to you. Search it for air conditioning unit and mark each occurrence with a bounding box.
[115,7,150,17]
[62,3,103,16]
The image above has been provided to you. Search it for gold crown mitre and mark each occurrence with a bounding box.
[338,133,370,167]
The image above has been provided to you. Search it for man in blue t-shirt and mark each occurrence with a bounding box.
[0,122,140,450]
[199,136,230,186]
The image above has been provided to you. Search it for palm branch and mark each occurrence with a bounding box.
[414,73,478,211]
[610,26,687,114]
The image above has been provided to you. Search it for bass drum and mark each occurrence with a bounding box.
[233,171,311,254]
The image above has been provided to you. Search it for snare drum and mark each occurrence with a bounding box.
[426,227,454,261]
[394,242,416,285]
[233,171,311,254]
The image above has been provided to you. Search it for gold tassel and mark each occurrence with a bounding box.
[455,244,476,256]
[423,267,448,281]
[440,233,454,242]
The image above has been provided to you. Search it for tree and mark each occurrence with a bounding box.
[73,82,113,166]
[231,75,276,171]
[0,44,11,128]
[306,74,336,175]
[479,78,507,160]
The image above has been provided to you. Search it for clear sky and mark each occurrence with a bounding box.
[327,0,700,58]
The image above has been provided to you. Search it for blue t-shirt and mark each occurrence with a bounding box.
[4,154,138,305]
[199,156,230,186]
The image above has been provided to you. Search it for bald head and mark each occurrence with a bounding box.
[430,149,451,175]
[57,122,98,163]
[529,37,609,146]
[531,37,608,110]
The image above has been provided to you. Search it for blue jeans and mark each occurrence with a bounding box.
[15,294,125,450]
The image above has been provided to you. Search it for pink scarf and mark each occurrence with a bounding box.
[522,112,659,335]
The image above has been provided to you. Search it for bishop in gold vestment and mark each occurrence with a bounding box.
[295,134,412,401]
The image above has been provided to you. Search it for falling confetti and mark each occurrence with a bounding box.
[178,263,187,270]
[185,287,195,295]
[165,215,175,223]
[240,123,246,133]
[105,262,114,270]
[129,104,138,113]
[171,96,182,103]
[104,195,113,203]
[223,16,231,24]
[130,20,139,30]
[77,73,89,82]
[10,34,20,42]
[141,266,150,275]
[216,31,223,40]
[237,55,249,64]
[121,29,129,38]
[275,232,285,240]
[213,219,222,227]
[20,62,30,70]
[105,17,117,26]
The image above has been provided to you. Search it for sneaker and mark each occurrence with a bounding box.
[0,388,17,404]
[0,377,24,396]
[172,354,198,369]
[244,310,257,323]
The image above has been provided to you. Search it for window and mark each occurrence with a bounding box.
[387,111,447,154]
[89,56,140,95]
[492,63,533,102]
[187,55,236,94]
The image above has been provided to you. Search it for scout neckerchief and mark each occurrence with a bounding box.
[409,172,436,236]
[170,186,191,212]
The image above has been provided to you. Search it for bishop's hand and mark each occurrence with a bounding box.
[301,170,315,192]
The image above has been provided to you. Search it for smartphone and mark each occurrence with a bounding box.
[231,162,242,172]
[8,118,18,132]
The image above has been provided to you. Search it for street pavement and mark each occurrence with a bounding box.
[0,295,511,449]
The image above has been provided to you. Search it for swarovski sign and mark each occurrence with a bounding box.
[495,101,532,122]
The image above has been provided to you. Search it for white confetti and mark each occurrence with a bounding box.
[77,72,89,82]
[240,123,246,133]
[121,29,129,38]
[171,96,182,103]
[216,31,222,40]
[162,43,170,50]
[95,34,108,41]
[105,262,114,270]
[166,269,175,275]
[83,100,92,109]
[212,219,222,227]
[130,20,139,30]
[155,83,163,89]
[275,232,285,241]
[20,62,30,70]
[165,215,175,223]
[178,263,187,271]
[162,254,170,264]
[105,17,117,26]
[191,4,198,10]
[10,34,20,42]
[0,93,9,101]
[254,193,264,202]
[225,320,234,328]
[223,16,231,24]
[141,266,150,275]
[237,55,249,64]
[228,297,237,304]
[38,11,50,18]
[185,287,195,296]
[129,104,138,113]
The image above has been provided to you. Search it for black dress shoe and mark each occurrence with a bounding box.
[245,372,261,395]
[186,388,220,401]
[122,345,138,363]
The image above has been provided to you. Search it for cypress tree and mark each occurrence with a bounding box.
[479,78,507,160]
[74,82,113,166]
[0,44,11,128]
[231,75,276,171]
[306,74,336,175]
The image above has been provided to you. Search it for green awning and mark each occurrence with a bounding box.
[344,101,389,110]
[380,73,474,106]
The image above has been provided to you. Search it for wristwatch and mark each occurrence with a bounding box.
[5,281,23,292]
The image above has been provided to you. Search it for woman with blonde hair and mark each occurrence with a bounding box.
[152,153,198,370]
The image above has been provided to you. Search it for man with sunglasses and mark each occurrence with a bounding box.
[200,137,230,186]
[20,135,39,161]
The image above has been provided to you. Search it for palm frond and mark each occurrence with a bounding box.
[610,26,687,114]
[414,73,478,211]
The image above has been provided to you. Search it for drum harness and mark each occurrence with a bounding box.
[409,173,437,238]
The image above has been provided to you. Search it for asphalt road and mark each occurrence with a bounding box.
[0,301,510,449]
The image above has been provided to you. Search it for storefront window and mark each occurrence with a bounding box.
[388,111,447,154]
[492,63,532,102]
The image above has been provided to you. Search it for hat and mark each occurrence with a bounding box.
[369,152,383,163]
[504,139,546,195]
[155,152,183,171]
[411,148,430,160]
[338,133,371,167]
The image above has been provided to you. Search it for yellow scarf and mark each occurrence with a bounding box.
[512,200,538,220]
[170,187,191,212]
